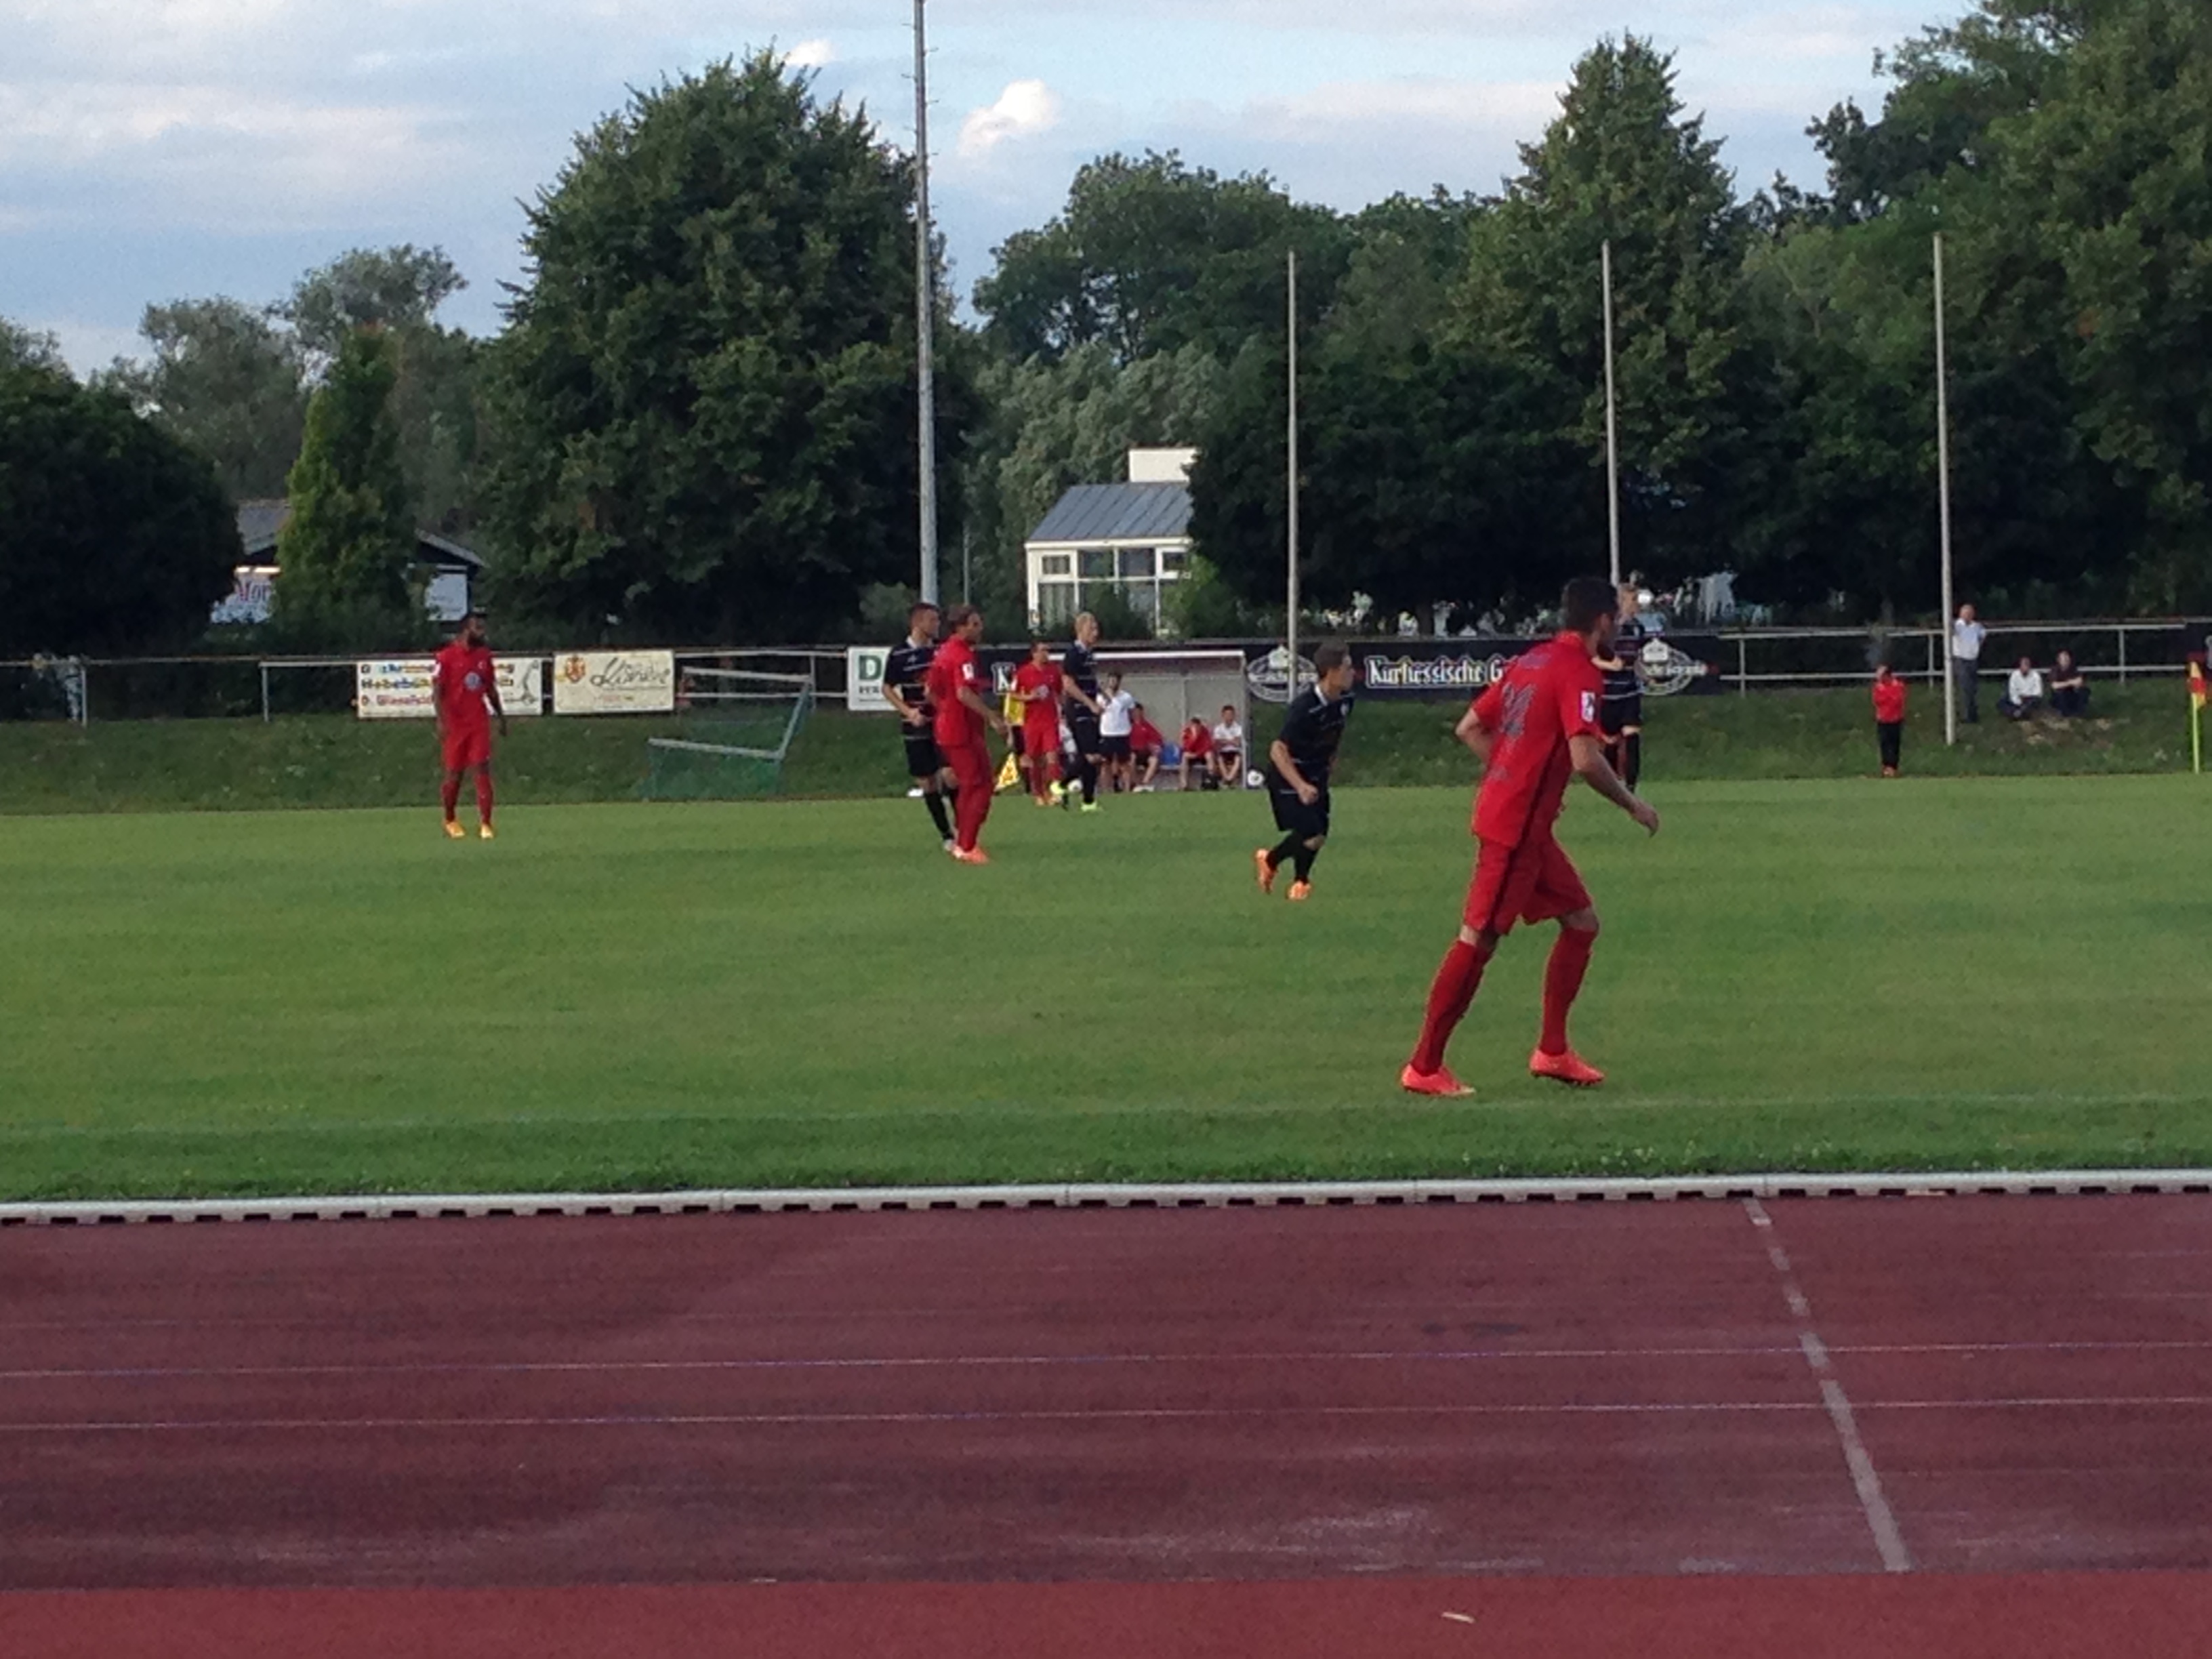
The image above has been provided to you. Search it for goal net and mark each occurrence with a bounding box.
[642,668,815,801]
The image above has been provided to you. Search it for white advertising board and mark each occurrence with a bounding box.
[355,657,546,720]
[846,646,893,713]
[551,650,677,715]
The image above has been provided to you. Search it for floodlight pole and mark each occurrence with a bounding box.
[1936,232,1957,747]
[914,0,940,607]
[1603,239,1622,588]
[1286,250,1300,701]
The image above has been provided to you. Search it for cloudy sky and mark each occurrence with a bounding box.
[3,0,1931,373]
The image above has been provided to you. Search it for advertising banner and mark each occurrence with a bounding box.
[846,646,890,712]
[551,650,677,716]
[356,657,547,720]
[1241,636,1725,703]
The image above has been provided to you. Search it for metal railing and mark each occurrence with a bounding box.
[1713,620,2209,695]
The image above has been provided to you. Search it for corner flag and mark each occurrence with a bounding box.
[2190,657,2207,775]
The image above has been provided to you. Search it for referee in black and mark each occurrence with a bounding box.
[1255,641,1357,902]
[1598,582,1645,790]
[882,600,956,849]
[1059,611,1108,813]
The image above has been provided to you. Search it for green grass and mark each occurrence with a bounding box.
[3,775,2208,1200]
[0,677,2198,814]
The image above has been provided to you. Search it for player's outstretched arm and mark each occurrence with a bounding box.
[1568,734,1658,836]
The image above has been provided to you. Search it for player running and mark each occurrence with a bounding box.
[1401,578,1660,1097]
[883,601,957,851]
[1254,641,1356,902]
[1012,639,1064,806]
[1059,612,1109,813]
[432,608,507,840]
[928,605,1009,863]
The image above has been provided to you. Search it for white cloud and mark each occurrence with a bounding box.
[958,79,1062,158]
[785,37,836,68]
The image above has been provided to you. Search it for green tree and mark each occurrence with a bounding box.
[283,245,467,360]
[482,54,962,643]
[98,298,308,499]
[274,329,419,644]
[0,364,241,653]
[973,151,1353,364]
[1,318,66,375]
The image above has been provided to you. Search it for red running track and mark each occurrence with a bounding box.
[3,1196,2209,1654]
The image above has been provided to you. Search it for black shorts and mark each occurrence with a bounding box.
[1008,726,1026,757]
[901,727,945,779]
[1067,709,1102,756]
[1601,695,1643,736]
[1100,733,1132,760]
[1269,783,1330,841]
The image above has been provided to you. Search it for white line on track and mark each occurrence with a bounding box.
[1746,1196,1914,1574]
[10,1395,2212,1436]
[4,1169,2211,1227]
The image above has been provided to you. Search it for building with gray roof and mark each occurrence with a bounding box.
[1024,449,1196,634]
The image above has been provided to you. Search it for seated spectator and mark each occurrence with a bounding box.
[1128,705,1165,792]
[2049,649,2090,718]
[1210,705,1246,786]
[2000,656,2045,721]
[1178,716,1215,790]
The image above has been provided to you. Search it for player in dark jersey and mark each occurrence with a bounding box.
[1596,582,1646,788]
[1253,641,1357,902]
[1401,577,1660,1099]
[882,601,956,850]
[1059,611,1109,813]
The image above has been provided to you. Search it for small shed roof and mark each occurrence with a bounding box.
[1027,483,1192,546]
[236,499,484,569]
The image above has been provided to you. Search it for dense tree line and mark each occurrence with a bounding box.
[7,1,2211,659]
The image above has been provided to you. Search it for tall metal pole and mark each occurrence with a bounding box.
[1286,251,1300,701]
[1602,239,1622,588]
[914,0,940,607]
[1936,232,1957,747]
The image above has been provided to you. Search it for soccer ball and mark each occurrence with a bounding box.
[1245,769,1265,790]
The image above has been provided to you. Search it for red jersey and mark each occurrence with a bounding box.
[433,641,497,730]
[1129,718,1164,754]
[1181,722,1212,756]
[1012,661,1061,731]
[1872,676,1908,723]
[928,636,986,749]
[1469,632,1604,846]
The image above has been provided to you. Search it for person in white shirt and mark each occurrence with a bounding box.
[2000,656,2046,721]
[1097,674,1137,792]
[1210,705,1246,786]
[1951,602,1987,724]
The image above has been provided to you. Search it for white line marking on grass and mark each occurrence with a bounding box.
[1744,1197,1914,1574]
[5,1170,2211,1227]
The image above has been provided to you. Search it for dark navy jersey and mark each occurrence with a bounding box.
[1269,686,1354,789]
[1600,620,1645,711]
[885,638,937,716]
[1063,640,1101,704]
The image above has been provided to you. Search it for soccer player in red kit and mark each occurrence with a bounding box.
[928,605,1009,862]
[1012,639,1063,806]
[1402,577,1660,1097]
[432,608,508,840]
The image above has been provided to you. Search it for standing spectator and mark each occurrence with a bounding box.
[1098,672,1136,792]
[1128,705,1165,791]
[1951,603,1987,724]
[1211,705,1246,786]
[2049,650,2090,718]
[1872,663,1908,777]
[2000,656,2045,721]
[1178,716,1215,790]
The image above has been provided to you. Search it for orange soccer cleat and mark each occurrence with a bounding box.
[1529,1047,1605,1088]
[951,846,992,865]
[1399,1063,1474,1099]
[1287,880,1313,902]
[1253,848,1276,895]
[443,820,466,840]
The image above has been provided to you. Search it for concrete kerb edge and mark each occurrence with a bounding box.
[3,1170,2211,1227]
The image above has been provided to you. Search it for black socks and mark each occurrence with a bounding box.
[923,787,953,842]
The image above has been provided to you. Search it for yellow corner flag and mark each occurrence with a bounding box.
[2190,658,2207,775]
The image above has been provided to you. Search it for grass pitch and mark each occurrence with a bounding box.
[3,775,2207,1200]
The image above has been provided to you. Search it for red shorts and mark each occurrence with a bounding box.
[1462,833,1592,936]
[942,738,994,792]
[1022,718,1060,758]
[441,724,492,772]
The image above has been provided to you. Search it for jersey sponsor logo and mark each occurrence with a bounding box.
[464,671,485,692]
[1580,689,1597,723]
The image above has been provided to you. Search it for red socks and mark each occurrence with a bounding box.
[474,769,495,826]
[1411,938,1493,1075]
[1539,926,1597,1057]
[441,775,462,819]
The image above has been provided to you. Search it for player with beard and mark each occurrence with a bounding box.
[927,605,1010,863]
[432,609,508,840]
[882,601,957,851]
